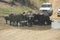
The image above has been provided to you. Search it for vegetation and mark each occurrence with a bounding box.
[0,0,48,14]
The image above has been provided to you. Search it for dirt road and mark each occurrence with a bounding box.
[0,28,60,40]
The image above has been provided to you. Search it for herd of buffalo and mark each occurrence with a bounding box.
[4,11,52,27]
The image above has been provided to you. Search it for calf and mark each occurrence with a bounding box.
[4,16,9,24]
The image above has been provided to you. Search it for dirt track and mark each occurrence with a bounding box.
[0,28,60,40]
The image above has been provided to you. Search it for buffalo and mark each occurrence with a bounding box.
[4,11,52,27]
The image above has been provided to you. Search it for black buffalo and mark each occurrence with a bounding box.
[4,11,52,27]
[4,16,9,24]
[4,13,28,26]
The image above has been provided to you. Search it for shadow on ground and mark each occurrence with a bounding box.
[12,25,51,31]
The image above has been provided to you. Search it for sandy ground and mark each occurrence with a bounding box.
[0,15,60,40]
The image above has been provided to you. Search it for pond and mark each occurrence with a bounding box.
[51,20,60,29]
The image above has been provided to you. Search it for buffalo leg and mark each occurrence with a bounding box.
[10,21,12,25]
[6,20,8,24]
